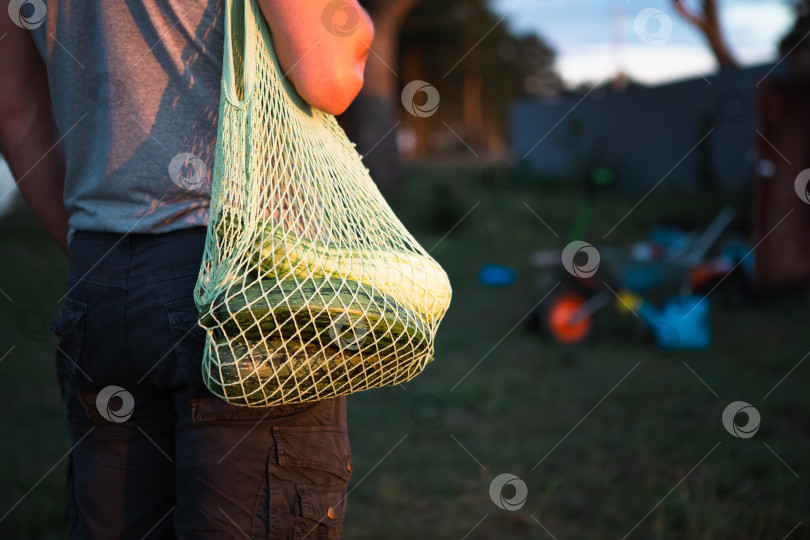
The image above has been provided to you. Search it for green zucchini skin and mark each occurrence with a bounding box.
[199,277,430,357]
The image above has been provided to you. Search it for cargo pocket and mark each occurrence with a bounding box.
[165,297,309,421]
[294,483,348,539]
[49,297,90,421]
[264,425,352,539]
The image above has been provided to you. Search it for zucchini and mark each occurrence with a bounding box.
[247,221,451,325]
[199,277,430,358]
[211,212,451,325]
[203,334,420,406]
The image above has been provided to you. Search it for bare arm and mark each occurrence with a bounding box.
[257,0,374,115]
[0,21,69,256]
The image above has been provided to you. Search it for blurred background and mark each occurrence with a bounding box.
[2,0,810,538]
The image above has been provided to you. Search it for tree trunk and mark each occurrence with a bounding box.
[400,38,428,156]
[672,0,739,70]
[462,69,485,152]
[348,0,419,197]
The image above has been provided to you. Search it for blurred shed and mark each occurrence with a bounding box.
[753,75,810,293]
[511,64,773,193]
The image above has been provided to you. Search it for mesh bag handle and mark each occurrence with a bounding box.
[193,0,452,407]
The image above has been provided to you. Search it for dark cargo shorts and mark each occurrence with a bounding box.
[48,227,352,539]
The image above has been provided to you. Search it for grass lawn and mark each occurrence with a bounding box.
[1,162,808,539]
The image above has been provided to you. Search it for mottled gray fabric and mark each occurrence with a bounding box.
[29,0,224,246]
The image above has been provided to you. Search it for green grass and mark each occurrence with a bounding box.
[0,203,70,539]
[1,163,808,539]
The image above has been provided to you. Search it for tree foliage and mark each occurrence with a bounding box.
[780,0,810,55]
[394,0,561,153]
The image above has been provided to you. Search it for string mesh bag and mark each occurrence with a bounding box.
[193,0,452,406]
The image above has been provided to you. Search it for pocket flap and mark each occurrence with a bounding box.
[296,483,347,526]
[273,425,352,482]
[49,298,88,338]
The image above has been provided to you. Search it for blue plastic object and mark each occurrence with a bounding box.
[478,264,516,287]
[721,241,755,277]
[650,226,692,253]
[636,295,711,350]
[622,267,663,292]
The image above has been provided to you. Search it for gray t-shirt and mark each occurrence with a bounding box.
[30,0,224,246]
